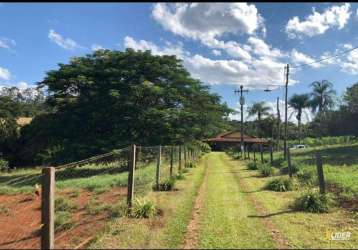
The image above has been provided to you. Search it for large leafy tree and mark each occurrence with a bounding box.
[310,80,336,114]
[289,94,310,144]
[17,49,232,165]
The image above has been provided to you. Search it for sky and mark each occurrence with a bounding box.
[1,3,358,123]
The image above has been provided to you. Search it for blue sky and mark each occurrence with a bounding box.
[1,3,358,122]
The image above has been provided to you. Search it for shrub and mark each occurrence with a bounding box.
[55,197,77,212]
[132,198,156,218]
[55,211,74,232]
[293,191,336,213]
[153,177,176,191]
[247,162,258,170]
[265,177,293,192]
[180,168,189,174]
[259,164,274,177]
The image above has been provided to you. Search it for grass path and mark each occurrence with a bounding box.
[194,152,276,248]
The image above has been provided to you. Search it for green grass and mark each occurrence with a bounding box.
[197,153,275,248]
[269,143,358,202]
[227,153,357,248]
[89,155,207,249]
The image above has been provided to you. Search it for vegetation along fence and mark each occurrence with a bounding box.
[0,143,202,249]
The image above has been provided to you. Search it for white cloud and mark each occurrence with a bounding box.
[152,3,265,42]
[0,38,16,50]
[212,49,221,56]
[91,44,105,51]
[340,45,358,74]
[247,37,285,58]
[123,36,186,59]
[123,37,297,90]
[48,29,81,50]
[0,67,11,80]
[290,49,322,68]
[286,3,351,39]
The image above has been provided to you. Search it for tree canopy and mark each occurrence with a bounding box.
[16,49,232,165]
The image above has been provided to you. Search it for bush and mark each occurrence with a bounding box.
[132,198,156,218]
[175,172,185,180]
[293,191,336,213]
[265,177,293,192]
[180,168,189,174]
[85,199,109,215]
[153,177,176,191]
[55,197,77,212]
[247,162,258,170]
[259,164,274,177]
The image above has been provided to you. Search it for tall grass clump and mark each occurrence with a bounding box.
[292,190,336,213]
[55,197,77,212]
[132,197,156,218]
[153,177,176,191]
[279,162,300,175]
[259,163,274,177]
[265,177,293,192]
[247,161,258,170]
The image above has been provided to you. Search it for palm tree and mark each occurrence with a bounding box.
[248,102,271,137]
[289,94,310,144]
[310,80,336,138]
[310,80,336,114]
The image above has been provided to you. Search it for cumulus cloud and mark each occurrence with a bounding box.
[290,49,322,68]
[340,44,358,74]
[48,29,81,50]
[286,3,351,39]
[247,37,285,58]
[0,38,16,50]
[123,36,187,59]
[0,67,11,80]
[212,49,221,56]
[152,3,265,41]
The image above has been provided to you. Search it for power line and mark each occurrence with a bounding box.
[291,45,358,69]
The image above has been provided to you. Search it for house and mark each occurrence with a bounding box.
[204,130,269,151]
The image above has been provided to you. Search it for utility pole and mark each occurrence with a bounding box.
[235,85,249,157]
[276,97,281,151]
[283,64,289,159]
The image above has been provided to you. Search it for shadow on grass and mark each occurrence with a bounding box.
[248,209,296,218]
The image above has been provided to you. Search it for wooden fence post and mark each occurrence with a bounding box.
[41,167,55,250]
[184,146,187,166]
[247,146,250,160]
[155,145,161,190]
[270,145,273,166]
[170,146,173,177]
[287,147,292,178]
[315,152,325,194]
[127,144,136,208]
[253,148,256,162]
[179,145,182,171]
[260,144,264,163]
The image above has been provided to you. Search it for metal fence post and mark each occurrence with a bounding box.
[315,152,325,194]
[287,147,292,178]
[156,145,161,190]
[127,144,136,208]
[41,167,55,250]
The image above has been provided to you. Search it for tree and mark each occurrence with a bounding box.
[310,80,336,114]
[247,102,271,137]
[17,49,232,165]
[289,94,310,144]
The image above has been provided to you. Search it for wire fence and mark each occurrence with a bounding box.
[0,143,203,249]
